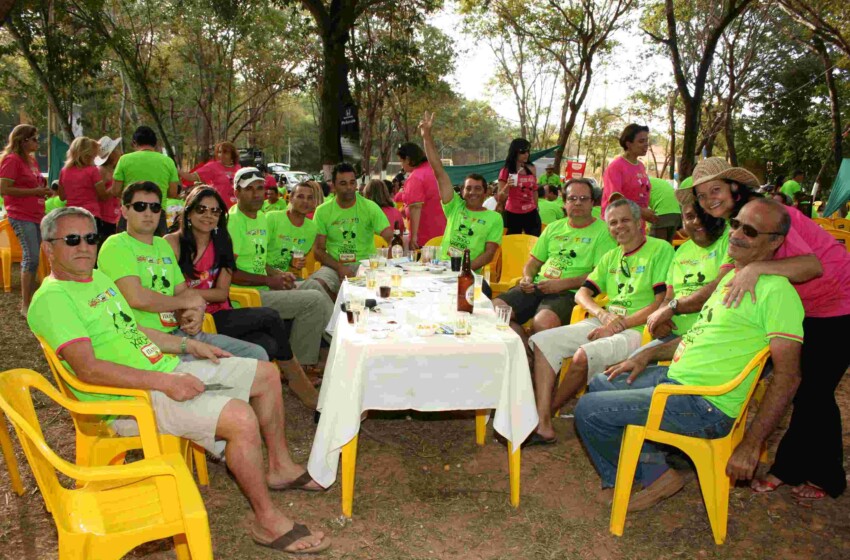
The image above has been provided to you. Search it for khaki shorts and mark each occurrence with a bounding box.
[305,264,359,294]
[113,357,257,453]
[528,318,642,379]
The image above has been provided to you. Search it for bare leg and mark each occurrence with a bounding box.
[216,398,325,551]
[20,270,38,315]
[551,348,589,414]
[531,309,561,335]
[532,346,558,439]
[493,299,531,360]
[276,359,319,410]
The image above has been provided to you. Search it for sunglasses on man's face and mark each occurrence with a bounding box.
[729,218,783,238]
[47,233,99,246]
[126,201,162,213]
[193,204,222,216]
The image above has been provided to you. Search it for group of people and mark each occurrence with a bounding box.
[2,112,849,555]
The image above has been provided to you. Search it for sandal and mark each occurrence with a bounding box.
[253,522,331,555]
[751,477,784,493]
[792,483,826,500]
[269,471,325,492]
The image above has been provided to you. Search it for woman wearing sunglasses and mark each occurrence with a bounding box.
[684,157,850,501]
[164,186,320,409]
[497,138,541,236]
[0,124,51,315]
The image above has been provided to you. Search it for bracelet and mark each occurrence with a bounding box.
[180,336,188,354]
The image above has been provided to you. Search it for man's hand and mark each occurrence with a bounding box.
[722,264,759,308]
[409,238,420,252]
[178,290,206,310]
[185,339,232,364]
[536,280,562,295]
[726,439,761,482]
[587,324,616,341]
[519,276,536,294]
[336,265,353,281]
[266,274,291,291]
[646,305,676,339]
[161,373,205,402]
[179,308,203,336]
[604,355,649,384]
[290,256,306,270]
[418,111,434,138]
[641,207,658,224]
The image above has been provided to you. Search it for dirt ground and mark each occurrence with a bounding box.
[1,268,849,560]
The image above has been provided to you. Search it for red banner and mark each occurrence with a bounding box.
[564,161,586,179]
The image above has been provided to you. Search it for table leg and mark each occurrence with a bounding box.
[475,410,487,446]
[341,434,359,518]
[0,413,24,496]
[508,441,520,508]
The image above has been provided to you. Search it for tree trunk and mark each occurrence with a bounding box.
[319,32,348,178]
[813,37,843,170]
[679,100,699,178]
[667,90,676,179]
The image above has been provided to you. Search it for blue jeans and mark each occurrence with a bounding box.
[172,328,269,362]
[575,366,735,488]
[9,218,41,273]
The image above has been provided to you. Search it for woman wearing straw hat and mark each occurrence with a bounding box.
[95,136,123,241]
[667,157,850,501]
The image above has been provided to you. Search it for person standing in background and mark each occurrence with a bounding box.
[602,124,655,227]
[178,141,241,208]
[398,142,445,251]
[58,137,108,237]
[497,138,540,236]
[95,136,123,240]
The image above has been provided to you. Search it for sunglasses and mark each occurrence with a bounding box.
[193,204,222,216]
[729,218,783,238]
[47,233,99,246]
[619,256,631,278]
[238,171,263,182]
[126,201,162,213]
[518,148,530,154]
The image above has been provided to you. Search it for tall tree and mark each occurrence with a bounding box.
[642,0,754,177]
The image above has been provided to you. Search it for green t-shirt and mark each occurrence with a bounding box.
[538,198,565,225]
[439,193,504,263]
[649,177,680,216]
[780,180,802,199]
[531,218,616,286]
[538,173,562,187]
[669,272,804,417]
[665,227,731,335]
[266,211,317,271]
[27,271,180,402]
[591,206,602,219]
[262,199,288,213]
[314,196,390,263]
[678,177,693,190]
[97,232,186,332]
[45,196,67,214]
[585,237,675,331]
[113,150,179,203]
[227,208,270,290]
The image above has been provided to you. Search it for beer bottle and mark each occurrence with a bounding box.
[456,248,474,313]
[391,221,404,259]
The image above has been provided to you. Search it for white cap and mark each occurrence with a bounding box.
[94,136,122,166]
[233,167,265,189]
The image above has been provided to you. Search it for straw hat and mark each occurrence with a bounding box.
[94,136,122,166]
[686,157,760,190]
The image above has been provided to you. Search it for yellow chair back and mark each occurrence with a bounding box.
[488,234,538,297]
[301,250,321,279]
[374,234,388,248]
[423,235,443,247]
[0,368,213,560]
[813,217,834,229]
[825,228,850,250]
[833,218,849,231]
[202,313,217,334]
[229,286,263,308]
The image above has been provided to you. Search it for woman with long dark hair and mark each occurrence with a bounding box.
[164,186,320,409]
[497,138,540,236]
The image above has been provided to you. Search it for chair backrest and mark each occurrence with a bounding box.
[814,217,834,229]
[423,235,443,247]
[229,286,262,307]
[374,234,388,248]
[202,313,217,334]
[825,228,850,250]
[833,218,849,231]
[301,250,320,279]
[0,369,74,513]
[0,219,23,260]
[727,348,771,438]
[495,234,538,283]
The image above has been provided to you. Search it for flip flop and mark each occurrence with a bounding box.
[522,432,557,448]
[751,478,784,493]
[253,522,331,555]
[792,483,826,500]
[269,471,325,492]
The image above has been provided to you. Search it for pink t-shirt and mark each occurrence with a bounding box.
[0,153,45,223]
[60,165,102,218]
[601,156,650,214]
[382,206,405,235]
[774,205,850,317]
[499,166,538,214]
[402,162,446,246]
[186,241,231,314]
[196,161,240,208]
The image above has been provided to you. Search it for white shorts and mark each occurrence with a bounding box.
[528,318,643,380]
[113,357,257,453]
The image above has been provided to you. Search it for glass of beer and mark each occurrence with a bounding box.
[474,275,484,301]
[366,269,377,289]
[455,311,472,337]
[495,306,511,330]
[369,252,380,269]
[391,269,403,288]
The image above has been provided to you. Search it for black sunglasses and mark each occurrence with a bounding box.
[619,256,631,278]
[126,201,162,213]
[193,204,222,216]
[518,148,530,154]
[47,233,99,246]
[729,218,783,238]
[239,171,263,182]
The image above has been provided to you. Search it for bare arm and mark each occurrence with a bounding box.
[408,204,423,248]
[379,226,393,246]
[727,338,802,481]
[522,256,544,281]
[723,255,823,308]
[94,179,109,200]
[621,292,665,330]
[418,112,454,204]
[575,286,605,318]
[168,182,179,198]
[313,234,346,276]
[470,242,499,271]
[114,276,204,313]
[0,178,50,198]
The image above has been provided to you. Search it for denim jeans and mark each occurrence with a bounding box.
[9,218,41,273]
[574,366,735,488]
[171,328,269,362]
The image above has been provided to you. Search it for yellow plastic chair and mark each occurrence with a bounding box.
[423,235,443,247]
[0,219,49,291]
[553,294,608,414]
[672,230,689,248]
[36,336,209,487]
[374,234,388,248]
[300,250,321,280]
[1,411,24,495]
[202,313,217,334]
[229,286,263,308]
[825,228,850,250]
[610,347,771,545]
[813,217,834,229]
[489,234,538,297]
[0,368,213,560]
[833,218,849,231]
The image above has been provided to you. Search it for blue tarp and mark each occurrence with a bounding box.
[823,158,850,217]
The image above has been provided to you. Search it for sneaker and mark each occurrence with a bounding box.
[627,469,685,512]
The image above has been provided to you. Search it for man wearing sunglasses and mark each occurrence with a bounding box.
[98,181,268,361]
[28,206,332,554]
[525,198,673,446]
[495,179,616,354]
[575,198,804,512]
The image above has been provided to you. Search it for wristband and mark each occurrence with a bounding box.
[180,336,188,354]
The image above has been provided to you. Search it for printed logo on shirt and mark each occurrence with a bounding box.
[104,299,158,356]
[147,266,173,293]
[88,287,119,308]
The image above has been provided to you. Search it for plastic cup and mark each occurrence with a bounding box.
[495,306,511,330]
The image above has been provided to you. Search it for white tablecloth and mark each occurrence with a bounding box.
[308,271,539,488]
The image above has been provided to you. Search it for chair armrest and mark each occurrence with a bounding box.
[229,287,262,307]
[201,313,216,334]
[490,276,522,290]
[55,396,163,457]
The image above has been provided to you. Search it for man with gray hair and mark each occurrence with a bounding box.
[523,198,674,445]
[28,206,331,554]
